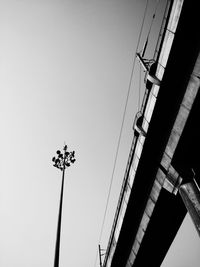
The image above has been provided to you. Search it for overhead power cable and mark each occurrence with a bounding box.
[93,1,150,266]
[142,0,161,58]
[138,63,142,111]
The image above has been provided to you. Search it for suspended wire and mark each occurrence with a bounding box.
[93,1,150,266]
[138,63,142,111]
[142,0,161,58]
[153,0,171,60]
[148,0,161,39]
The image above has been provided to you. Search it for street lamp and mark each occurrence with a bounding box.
[52,145,76,267]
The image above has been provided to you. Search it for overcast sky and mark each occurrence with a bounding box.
[0,1,199,267]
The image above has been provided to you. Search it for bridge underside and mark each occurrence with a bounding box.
[109,1,200,266]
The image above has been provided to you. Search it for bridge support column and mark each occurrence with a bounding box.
[161,164,200,237]
[179,179,200,237]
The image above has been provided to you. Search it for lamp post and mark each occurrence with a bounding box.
[52,145,76,267]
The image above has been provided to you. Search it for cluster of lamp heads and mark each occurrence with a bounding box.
[52,145,76,171]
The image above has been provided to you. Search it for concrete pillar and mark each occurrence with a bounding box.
[179,179,200,237]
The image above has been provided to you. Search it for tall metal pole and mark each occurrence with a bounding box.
[54,166,65,267]
[52,145,76,267]
[98,244,106,267]
[98,244,102,267]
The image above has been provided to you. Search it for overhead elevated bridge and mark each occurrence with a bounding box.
[102,1,200,266]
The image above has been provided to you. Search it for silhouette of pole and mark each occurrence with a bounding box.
[98,244,106,267]
[98,244,102,267]
[52,145,76,267]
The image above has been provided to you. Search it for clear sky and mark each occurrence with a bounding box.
[0,1,199,267]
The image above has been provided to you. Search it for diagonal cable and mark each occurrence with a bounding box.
[93,1,150,266]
